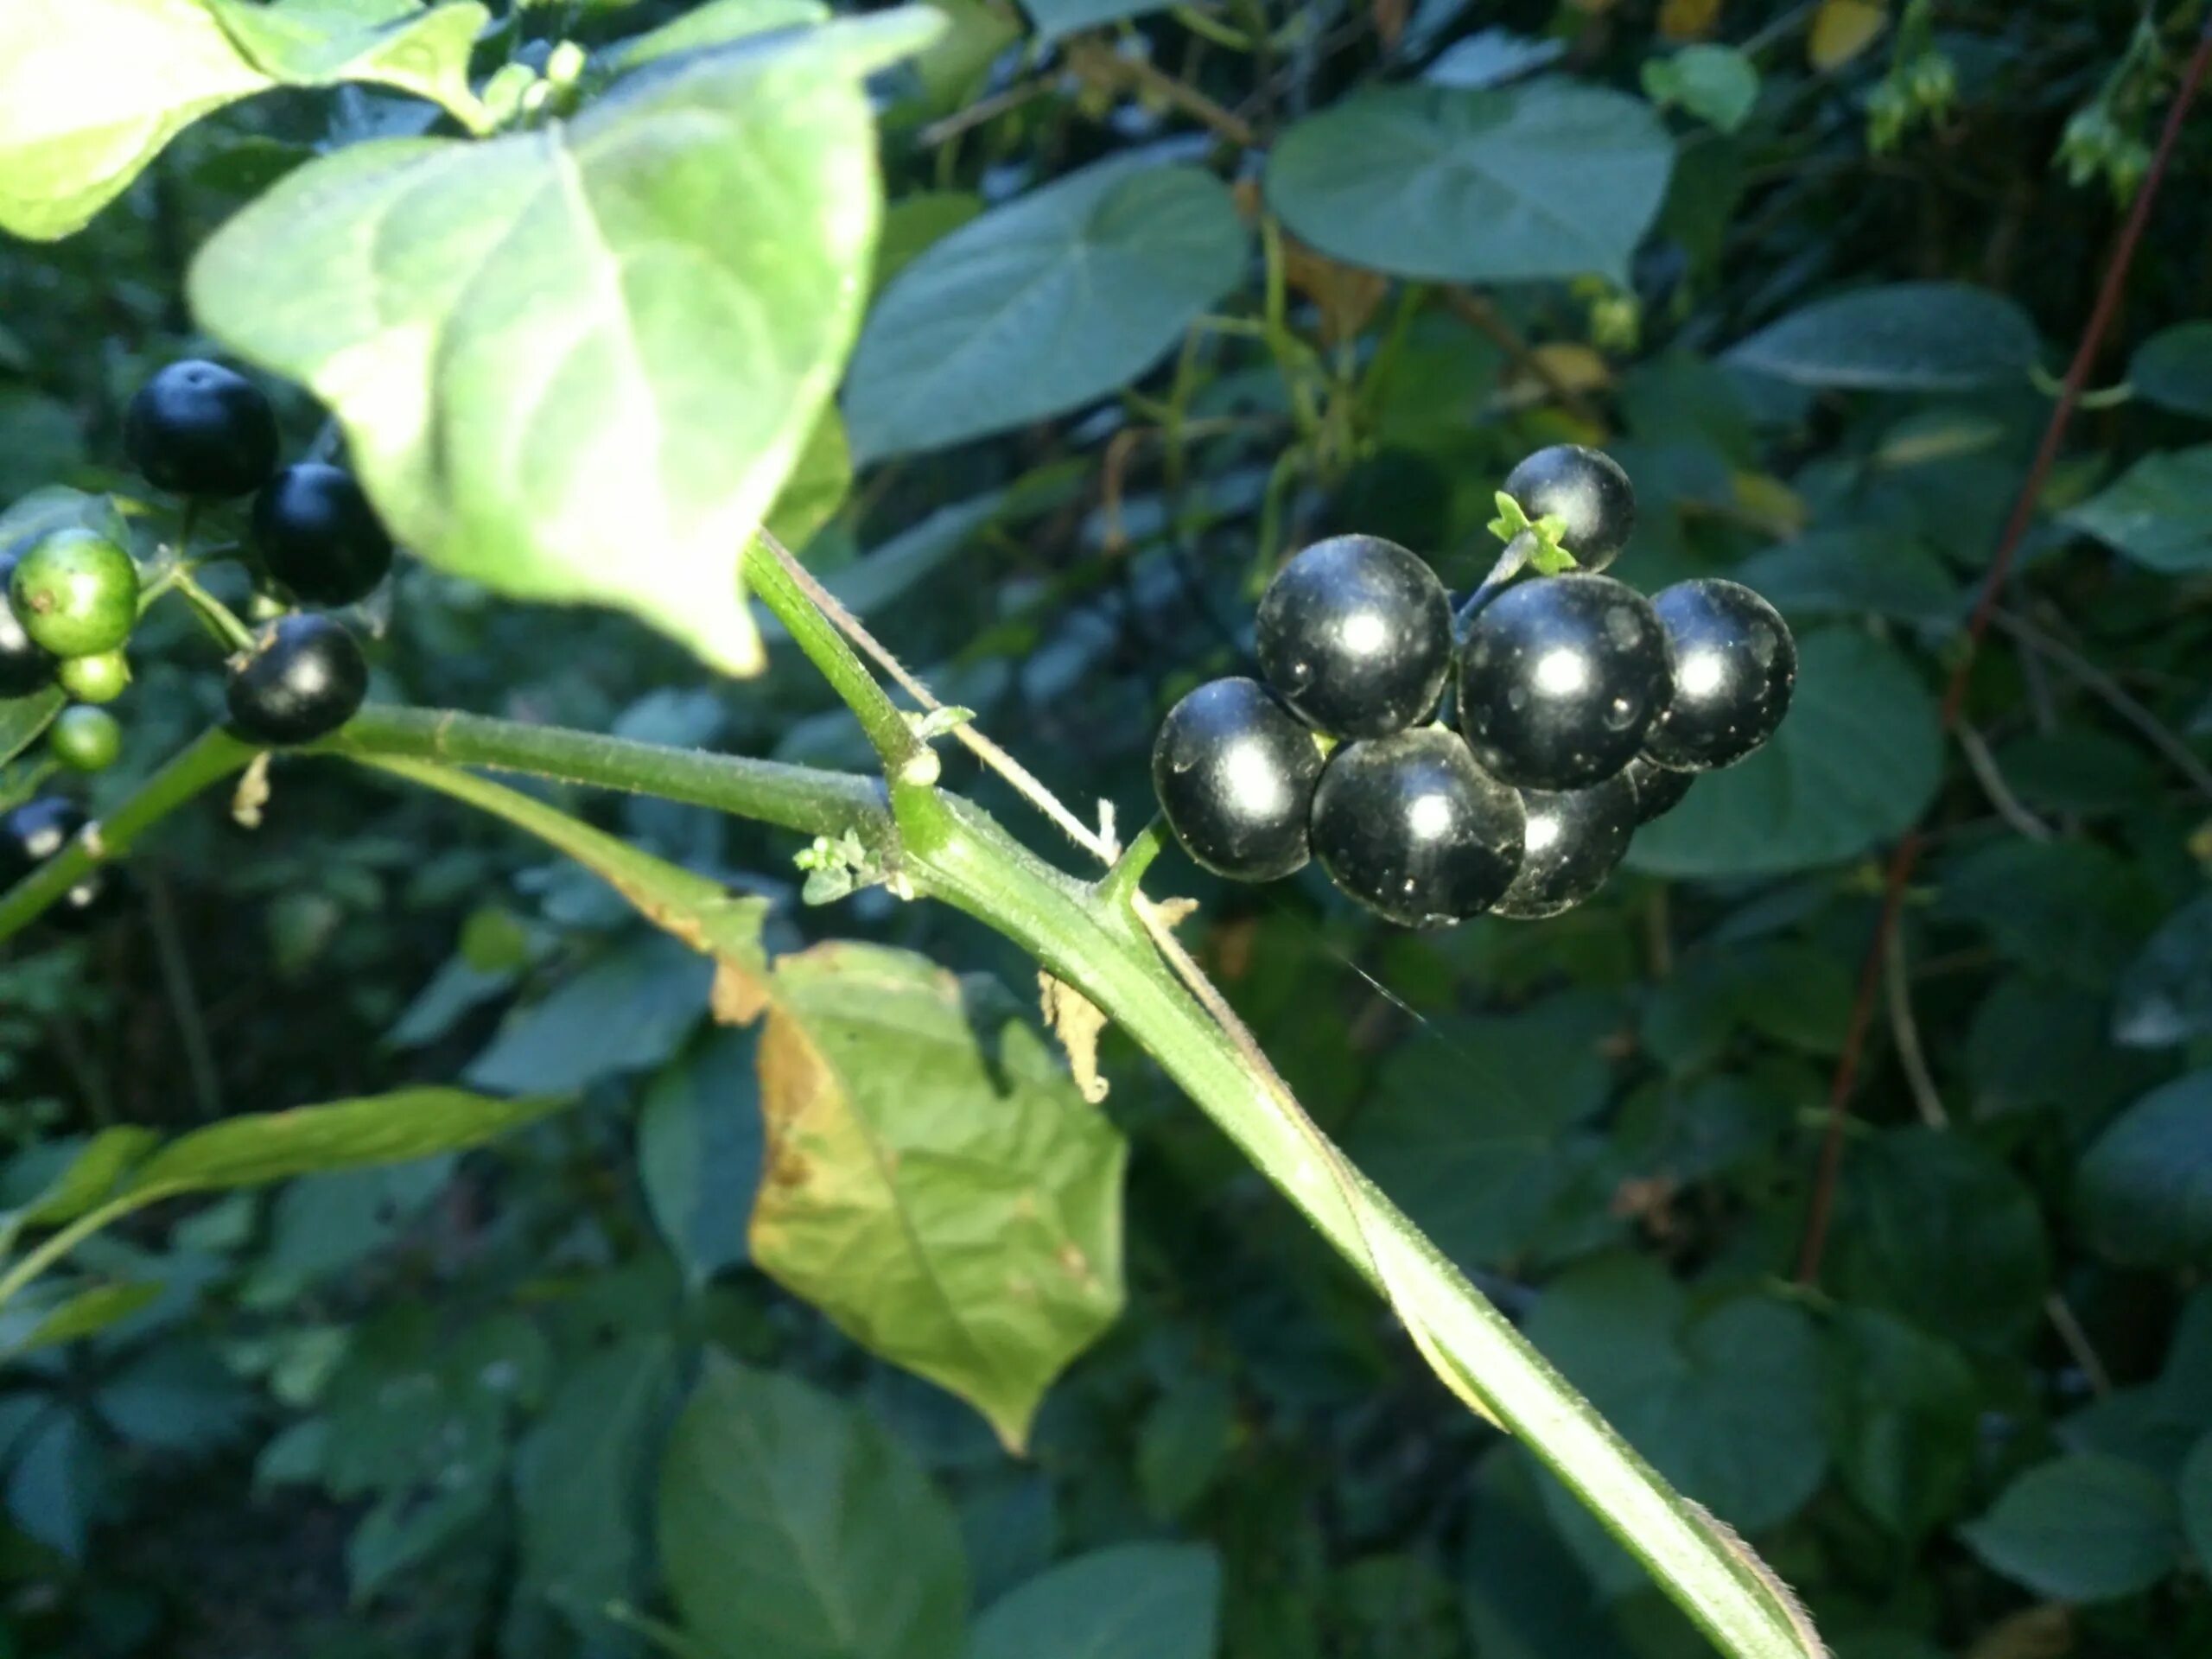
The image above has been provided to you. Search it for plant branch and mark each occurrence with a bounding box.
[1060,38,1258,147]
[1440,288,1606,427]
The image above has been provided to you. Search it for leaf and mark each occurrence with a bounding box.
[2,1281,162,1357]
[843,158,1248,461]
[1830,1129,2050,1348]
[11,1127,159,1230]
[96,1338,255,1452]
[1728,283,2039,391]
[465,934,713,1094]
[2183,1434,2212,1574]
[1808,0,1887,71]
[120,1086,564,1198]
[1961,1454,2180,1601]
[0,691,65,770]
[2063,447,2212,574]
[1422,29,1566,90]
[1265,80,1674,284]
[765,408,853,554]
[349,1475,497,1606]
[657,1357,968,1659]
[1935,841,2159,989]
[639,1027,762,1285]
[969,1542,1222,1659]
[207,0,490,123]
[610,0,830,70]
[4,1408,99,1559]
[1627,629,1942,878]
[874,191,982,291]
[2117,894,2212,1047]
[1014,0,1168,41]
[190,11,945,675]
[1529,1255,1829,1547]
[2131,323,2212,419]
[744,941,1128,1451]
[2078,1071,2212,1269]
[0,0,269,239]
[1642,46,1760,134]
[1823,1310,1978,1544]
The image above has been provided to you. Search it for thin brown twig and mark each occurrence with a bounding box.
[1060,39,1258,148]
[1796,19,2212,1287]
[1992,608,2212,804]
[1955,723,2056,842]
[1440,288,1607,428]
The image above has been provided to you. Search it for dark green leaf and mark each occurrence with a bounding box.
[1961,1453,2179,1601]
[639,1027,761,1285]
[1935,840,2158,988]
[1728,283,2039,391]
[1266,81,1674,284]
[1627,629,1942,878]
[95,1339,254,1452]
[2065,447,2212,574]
[1732,531,1961,625]
[1824,1310,1977,1543]
[4,1408,99,1559]
[466,935,711,1094]
[2130,322,2212,418]
[844,158,1248,461]
[0,691,64,770]
[2078,1071,2212,1269]
[970,1542,1221,1659]
[2115,894,2212,1048]
[2183,1434,2212,1574]
[657,1357,967,1659]
[1641,46,1760,134]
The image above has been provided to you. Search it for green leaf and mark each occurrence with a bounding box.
[609,0,829,71]
[0,0,269,240]
[207,0,491,126]
[2116,894,2212,1047]
[745,941,1128,1451]
[1732,530,1961,625]
[844,158,1248,461]
[2078,1071,2212,1269]
[1135,1378,1236,1520]
[190,11,945,676]
[1961,1454,2180,1601]
[2,1281,162,1358]
[121,1086,564,1198]
[874,190,982,292]
[2063,446,2212,574]
[1642,46,1761,134]
[1265,81,1674,284]
[765,408,853,554]
[658,1357,968,1659]
[1013,0,1166,39]
[1823,1310,1977,1544]
[1529,1255,1828,1548]
[349,1475,497,1607]
[466,934,713,1094]
[5,1408,99,1559]
[1626,629,1941,878]
[969,1542,1222,1659]
[0,691,64,769]
[1830,1129,2049,1348]
[96,1339,254,1452]
[2183,1434,2212,1574]
[1727,283,2040,391]
[2130,321,2212,418]
[639,1027,761,1285]
[1934,840,2159,989]
[10,1127,158,1230]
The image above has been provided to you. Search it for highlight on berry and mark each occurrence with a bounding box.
[1151,447,1798,926]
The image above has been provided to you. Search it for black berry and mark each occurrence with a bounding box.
[0,552,56,697]
[1623,755,1694,824]
[1256,535,1452,738]
[124,360,279,499]
[1152,677,1324,882]
[226,614,368,746]
[1458,573,1672,791]
[1494,773,1637,920]
[1643,579,1796,772]
[0,797,116,930]
[253,463,394,606]
[1310,728,1524,927]
[1503,446,1637,572]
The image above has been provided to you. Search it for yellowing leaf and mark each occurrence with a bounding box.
[1810,0,1887,71]
[1659,0,1721,41]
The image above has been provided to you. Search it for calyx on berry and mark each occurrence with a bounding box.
[1152,677,1325,882]
[1643,578,1796,772]
[124,359,279,499]
[1501,446,1637,573]
[1310,728,1524,927]
[226,614,369,746]
[1256,535,1452,738]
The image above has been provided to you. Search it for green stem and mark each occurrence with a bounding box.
[1095,816,1168,909]
[0,1190,166,1313]
[172,569,255,652]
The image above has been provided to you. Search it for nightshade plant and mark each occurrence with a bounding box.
[5,4,2212,1658]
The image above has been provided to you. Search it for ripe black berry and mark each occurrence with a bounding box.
[1643,579,1796,772]
[0,552,56,697]
[1623,755,1694,824]
[1310,728,1524,927]
[253,463,394,606]
[1457,574,1672,791]
[226,614,368,746]
[124,360,279,499]
[1494,774,1636,920]
[1153,677,1324,881]
[1503,446,1637,572]
[1256,535,1452,738]
[0,797,117,930]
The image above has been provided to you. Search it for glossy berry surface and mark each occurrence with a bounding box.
[1494,773,1637,920]
[1256,535,1452,738]
[1458,573,1672,791]
[1503,446,1637,572]
[0,553,56,697]
[57,648,129,705]
[1643,578,1796,772]
[9,529,139,660]
[1310,728,1524,927]
[226,614,369,746]
[50,706,122,774]
[1623,754,1694,824]
[0,796,117,929]
[1153,677,1324,881]
[124,359,279,499]
[254,463,395,605]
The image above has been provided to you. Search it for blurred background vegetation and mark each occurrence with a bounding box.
[3,0,2212,1656]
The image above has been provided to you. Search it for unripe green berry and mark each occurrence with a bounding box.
[9,529,139,659]
[56,648,130,704]
[50,705,123,773]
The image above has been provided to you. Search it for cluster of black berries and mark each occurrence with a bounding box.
[1151,447,1796,926]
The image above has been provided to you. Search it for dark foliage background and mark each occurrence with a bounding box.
[3,1,2211,1656]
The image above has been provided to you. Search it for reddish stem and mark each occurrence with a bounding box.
[1795,21,2212,1287]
